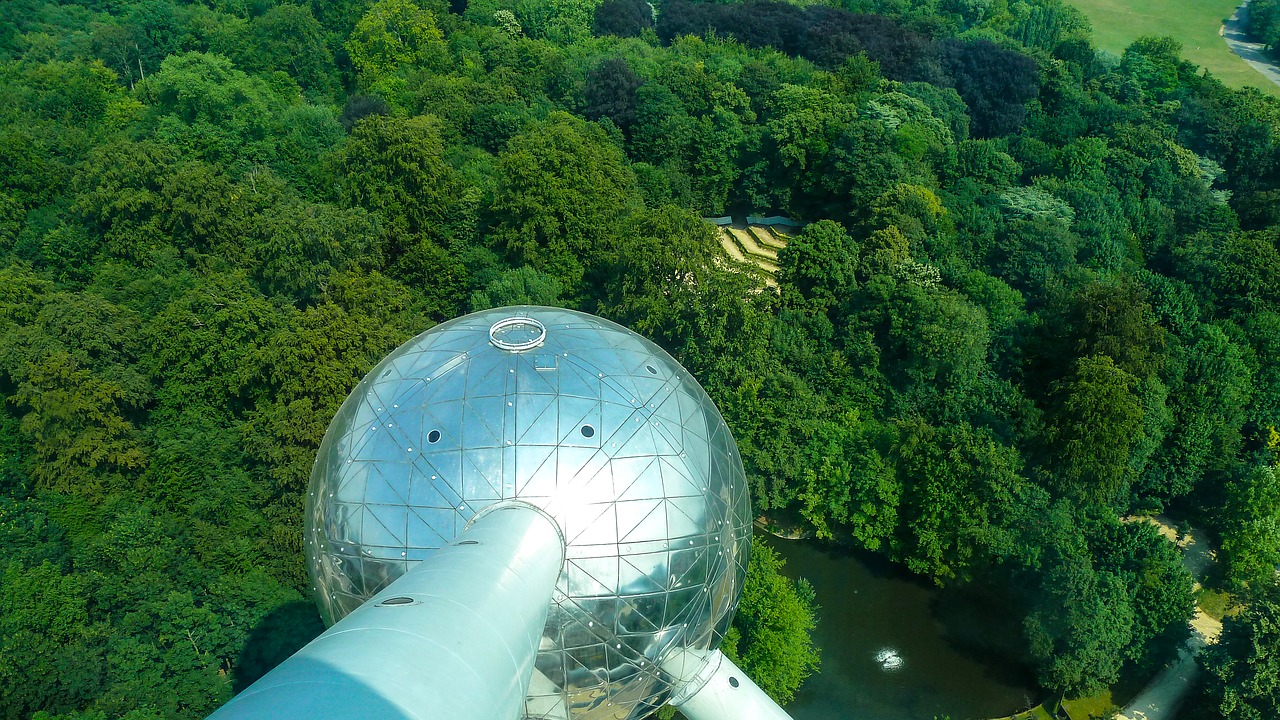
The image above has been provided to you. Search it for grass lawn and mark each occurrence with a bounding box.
[1062,690,1117,720]
[1009,705,1055,720]
[1063,0,1280,95]
[1197,587,1240,620]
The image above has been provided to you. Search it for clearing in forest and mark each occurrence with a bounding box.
[1064,0,1280,95]
[713,222,793,288]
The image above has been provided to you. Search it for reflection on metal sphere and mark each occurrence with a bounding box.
[305,306,753,719]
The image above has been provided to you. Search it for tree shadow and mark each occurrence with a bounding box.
[930,582,1043,694]
[233,600,327,693]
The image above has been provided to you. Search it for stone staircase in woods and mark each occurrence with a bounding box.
[707,219,799,289]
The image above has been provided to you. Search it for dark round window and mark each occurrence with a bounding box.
[728,677,740,688]
[381,596,414,606]
[646,365,658,374]
[427,429,441,444]
[581,424,595,438]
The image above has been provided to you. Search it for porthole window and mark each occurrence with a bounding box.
[646,365,658,374]
[728,677,740,688]
[581,424,596,438]
[427,429,441,444]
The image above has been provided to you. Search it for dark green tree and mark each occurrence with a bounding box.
[1042,355,1145,506]
[490,112,640,289]
[1197,582,1280,720]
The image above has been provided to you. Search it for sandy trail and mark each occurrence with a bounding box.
[1113,517,1222,720]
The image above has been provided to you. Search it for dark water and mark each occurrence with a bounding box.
[768,538,1040,720]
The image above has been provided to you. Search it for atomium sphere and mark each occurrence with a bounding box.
[304,306,753,720]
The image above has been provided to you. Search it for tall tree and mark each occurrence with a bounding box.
[1042,355,1145,506]
[777,219,860,314]
[490,112,640,289]
[1219,464,1280,591]
[345,0,448,83]
[939,39,1039,138]
[339,114,469,253]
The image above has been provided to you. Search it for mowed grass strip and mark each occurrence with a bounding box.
[1064,0,1280,95]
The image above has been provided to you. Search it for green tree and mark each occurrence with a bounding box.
[854,275,992,415]
[470,265,564,311]
[1197,582,1280,720]
[721,542,820,705]
[0,193,22,250]
[1042,355,1145,506]
[1058,278,1166,381]
[1120,36,1189,101]
[490,112,640,289]
[0,562,103,719]
[778,219,860,313]
[346,0,447,83]
[762,83,858,210]
[1089,517,1194,669]
[70,138,176,264]
[796,413,899,549]
[1243,312,1280,432]
[1,291,150,496]
[142,52,287,170]
[893,420,1030,581]
[1025,542,1135,697]
[1219,464,1280,591]
[513,0,600,43]
[1142,324,1253,502]
[246,201,377,304]
[9,351,147,496]
[244,5,335,95]
[144,274,280,415]
[338,114,469,252]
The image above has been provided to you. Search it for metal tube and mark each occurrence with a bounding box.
[209,502,565,720]
[664,649,795,720]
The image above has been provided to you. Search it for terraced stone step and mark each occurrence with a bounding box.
[727,227,778,260]
[754,258,780,274]
[751,226,788,251]
[717,232,748,262]
[713,226,779,288]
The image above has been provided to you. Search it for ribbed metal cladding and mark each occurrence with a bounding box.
[209,502,565,720]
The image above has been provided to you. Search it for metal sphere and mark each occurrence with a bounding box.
[305,306,753,719]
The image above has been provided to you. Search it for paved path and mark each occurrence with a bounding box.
[1113,518,1222,720]
[1222,0,1280,89]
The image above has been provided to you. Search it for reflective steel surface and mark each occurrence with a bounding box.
[305,307,753,720]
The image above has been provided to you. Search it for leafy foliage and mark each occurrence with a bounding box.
[592,0,653,37]
[1,0,1279,715]
[721,543,820,704]
[1195,582,1280,720]
[346,0,448,83]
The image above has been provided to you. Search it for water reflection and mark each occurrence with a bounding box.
[767,537,1040,720]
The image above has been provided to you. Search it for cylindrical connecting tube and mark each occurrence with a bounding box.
[664,649,796,720]
[208,502,565,720]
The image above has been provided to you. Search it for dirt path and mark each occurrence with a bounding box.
[1222,0,1280,89]
[1113,517,1222,720]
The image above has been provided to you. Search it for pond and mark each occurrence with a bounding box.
[767,537,1041,720]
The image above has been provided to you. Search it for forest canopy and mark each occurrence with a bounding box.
[1,0,1279,717]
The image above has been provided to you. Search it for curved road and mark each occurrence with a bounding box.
[1222,0,1280,89]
